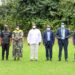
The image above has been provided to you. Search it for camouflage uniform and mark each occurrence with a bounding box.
[12,29,23,60]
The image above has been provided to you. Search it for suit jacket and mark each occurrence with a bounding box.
[56,28,70,44]
[42,30,55,45]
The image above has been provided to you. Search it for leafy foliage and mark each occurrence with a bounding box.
[0,0,75,34]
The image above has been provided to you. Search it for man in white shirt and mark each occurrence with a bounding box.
[27,22,42,61]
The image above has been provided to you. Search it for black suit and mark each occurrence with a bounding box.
[0,30,11,60]
[56,28,70,61]
[42,30,55,60]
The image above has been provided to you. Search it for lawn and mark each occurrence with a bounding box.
[0,38,75,75]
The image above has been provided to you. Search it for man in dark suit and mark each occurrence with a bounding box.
[42,25,55,61]
[0,25,12,60]
[56,23,70,61]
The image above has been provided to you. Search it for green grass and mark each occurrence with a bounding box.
[0,39,75,75]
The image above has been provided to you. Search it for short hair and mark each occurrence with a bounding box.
[46,25,50,28]
[16,25,20,28]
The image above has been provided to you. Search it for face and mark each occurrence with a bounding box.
[4,25,8,31]
[61,25,65,29]
[47,27,50,30]
[32,24,36,29]
[16,26,19,30]
[32,22,36,29]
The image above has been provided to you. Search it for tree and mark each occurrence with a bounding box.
[0,0,75,34]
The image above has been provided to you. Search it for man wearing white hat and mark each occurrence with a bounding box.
[56,23,70,61]
[27,22,42,61]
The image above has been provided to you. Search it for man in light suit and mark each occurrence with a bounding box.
[42,25,55,61]
[56,23,70,61]
[27,22,42,61]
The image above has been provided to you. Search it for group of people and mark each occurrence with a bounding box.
[0,22,75,62]
[27,22,71,62]
[0,25,23,60]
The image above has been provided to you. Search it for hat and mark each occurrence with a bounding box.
[4,24,8,27]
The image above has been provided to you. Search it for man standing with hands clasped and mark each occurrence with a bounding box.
[12,25,23,61]
[42,25,55,61]
[56,23,70,62]
[27,22,42,61]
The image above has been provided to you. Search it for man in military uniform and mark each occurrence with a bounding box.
[0,25,12,60]
[12,25,23,60]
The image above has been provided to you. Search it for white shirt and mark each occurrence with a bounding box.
[61,28,65,39]
[27,28,42,45]
[47,31,50,41]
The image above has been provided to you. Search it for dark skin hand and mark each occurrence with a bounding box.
[39,42,41,45]
[28,43,30,46]
[28,43,41,46]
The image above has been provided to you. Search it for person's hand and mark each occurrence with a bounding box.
[28,43,30,46]
[65,36,70,39]
[43,42,45,45]
[57,37,61,39]
[52,42,54,46]
[39,42,41,45]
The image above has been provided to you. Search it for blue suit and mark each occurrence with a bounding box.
[56,28,70,61]
[42,30,55,60]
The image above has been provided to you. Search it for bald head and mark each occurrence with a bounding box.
[16,25,20,30]
[32,22,36,29]
[4,24,8,31]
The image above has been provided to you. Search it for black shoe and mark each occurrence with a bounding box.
[6,59,8,61]
[35,59,38,61]
[17,57,20,60]
[2,59,4,61]
[46,58,49,61]
[6,57,8,60]
[50,58,52,61]
[58,59,61,61]
[65,59,68,62]
[14,58,16,61]
[30,59,34,61]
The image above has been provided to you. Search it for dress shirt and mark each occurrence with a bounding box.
[47,31,50,41]
[61,28,65,39]
[27,29,42,44]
